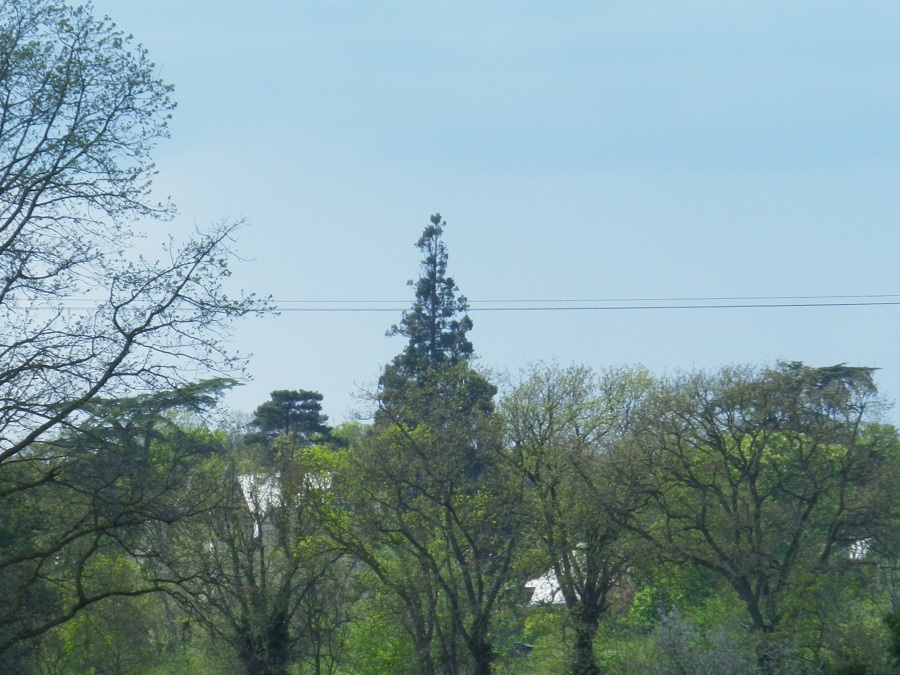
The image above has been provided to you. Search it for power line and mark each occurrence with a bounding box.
[272,293,900,305]
[30,294,900,313]
[272,300,900,312]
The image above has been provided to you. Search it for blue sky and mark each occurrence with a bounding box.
[90,1,900,422]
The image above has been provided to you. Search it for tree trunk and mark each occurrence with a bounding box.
[471,648,492,675]
[467,619,493,675]
[570,612,601,675]
[237,620,293,675]
[754,624,781,675]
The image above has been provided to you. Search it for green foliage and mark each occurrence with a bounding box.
[624,563,723,631]
[885,611,900,665]
[145,388,356,675]
[35,577,176,675]
[0,0,265,655]
[514,606,570,673]
[335,593,417,675]
[642,611,760,675]
[0,382,229,657]
[249,390,332,446]
[502,362,651,674]
[330,357,525,674]
[621,363,900,639]
[385,214,474,377]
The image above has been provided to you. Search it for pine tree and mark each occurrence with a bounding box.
[249,390,332,444]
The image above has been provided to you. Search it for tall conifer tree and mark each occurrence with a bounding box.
[386,214,473,374]
[379,214,494,416]
[346,215,523,675]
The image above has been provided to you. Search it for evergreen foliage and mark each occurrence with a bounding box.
[0,381,230,658]
[5,2,900,672]
[331,215,520,674]
[379,214,495,424]
[249,389,332,444]
[383,214,475,384]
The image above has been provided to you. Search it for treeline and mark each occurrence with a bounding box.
[1,2,898,673]
[4,217,899,674]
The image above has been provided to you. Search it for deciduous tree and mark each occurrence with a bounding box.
[333,365,524,675]
[0,0,263,653]
[613,362,900,672]
[0,381,229,658]
[503,363,650,674]
[155,392,350,675]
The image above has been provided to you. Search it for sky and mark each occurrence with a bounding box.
[89,0,900,424]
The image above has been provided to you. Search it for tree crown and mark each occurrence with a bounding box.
[250,389,332,443]
[386,214,474,377]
